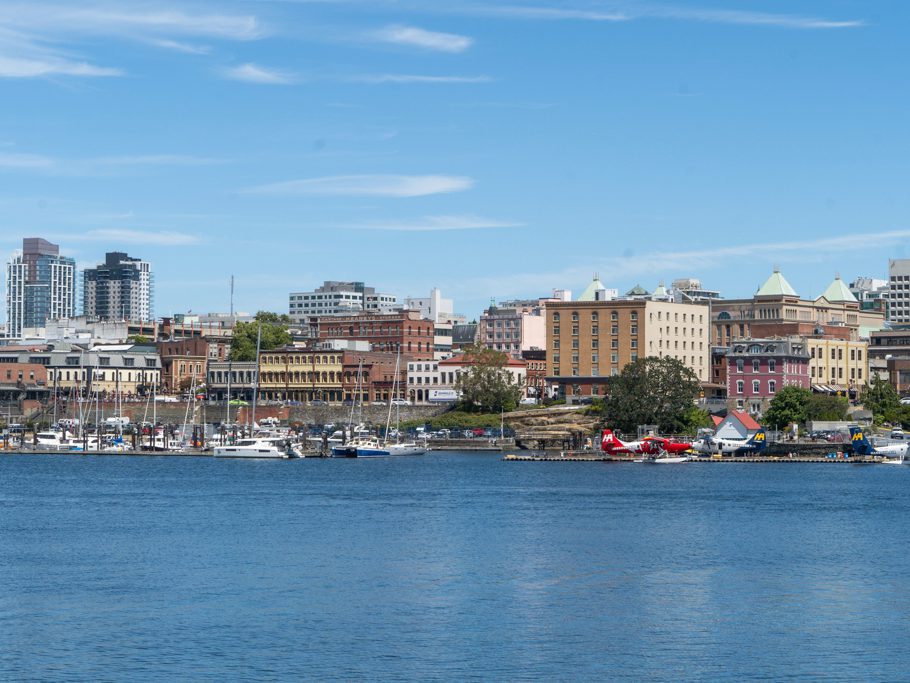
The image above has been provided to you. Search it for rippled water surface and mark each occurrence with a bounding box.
[2,453,910,681]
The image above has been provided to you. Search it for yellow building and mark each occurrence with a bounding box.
[258,346,344,403]
[806,338,869,393]
[546,297,710,398]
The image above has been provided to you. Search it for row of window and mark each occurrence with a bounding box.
[261,355,341,366]
[553,311,640,322]
[736,379,778,395]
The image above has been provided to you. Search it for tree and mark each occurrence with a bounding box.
[763,386,810,430]
[861,376,901,424]
[805,393,849,422]
[454,345,524,413]
[599,356,701,434]
[127,334,150,345]
[230,311,292,361]
[679,406,713,436]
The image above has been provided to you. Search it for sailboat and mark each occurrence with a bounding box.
[384,347,425,456]
[332,358,389,457]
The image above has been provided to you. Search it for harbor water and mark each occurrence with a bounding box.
[2,452,909,681]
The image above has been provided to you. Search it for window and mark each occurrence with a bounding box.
[572,326,579,335]
[736,359,744,372]
[611,311,618,321]
[769,380,776,394]
[630,340,637,349]
[553,326,560,336]
[553,340,560,350]
[553,313,560,322]
[611,325,618,335]
[736,380,744,394]
[768,360,776,373]
[752,359,760,373]
[752,380,760,394]
[630,326,637,335]
[591,326,599,335]
[591,312,598,321]
[591,340,598,349]
[572,339,579,349]
[571,312,579,321]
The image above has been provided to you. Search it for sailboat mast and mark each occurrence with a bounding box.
[250,322,262,433]
[225,275,234,428]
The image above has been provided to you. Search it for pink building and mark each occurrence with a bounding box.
[726,338,810,416]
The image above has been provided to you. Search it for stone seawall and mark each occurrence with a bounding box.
[48,401,450,426]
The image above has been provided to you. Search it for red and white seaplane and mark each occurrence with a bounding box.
[601,429,693,463]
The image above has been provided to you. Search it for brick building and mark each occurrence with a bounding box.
[319,311,435,360]
[726,338,810,415]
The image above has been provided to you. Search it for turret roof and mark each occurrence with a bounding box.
[578,274,607,302]
[756,269,797,297]
[819,275,858,303]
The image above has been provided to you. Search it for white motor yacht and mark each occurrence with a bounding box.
[214,437,290,459]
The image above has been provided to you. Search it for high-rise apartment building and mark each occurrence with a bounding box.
[83,251,153,322]
[887,260,910,325]
[5,238,76,339]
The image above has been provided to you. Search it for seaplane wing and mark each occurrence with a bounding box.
[643,436,693,454]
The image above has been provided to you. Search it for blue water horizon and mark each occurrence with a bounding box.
[2,453,909,681]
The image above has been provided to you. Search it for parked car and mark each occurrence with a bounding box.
[890,428,905,439]
[310,399,328,406]
[390,398,410,406]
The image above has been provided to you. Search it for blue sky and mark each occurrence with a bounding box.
[1,0,907,322]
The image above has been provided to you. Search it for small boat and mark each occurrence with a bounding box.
[639,453,691,464]
[35,431,85,451]
[331,436,390,457]
[386,441,427,456]
[881,454,910,466]
[213,437,290,459]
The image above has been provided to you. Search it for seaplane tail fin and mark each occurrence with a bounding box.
[601,429,624,452]
[747,429,767,451]
[849,426,873,455]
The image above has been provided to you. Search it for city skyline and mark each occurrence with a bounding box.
[1,0,907,320]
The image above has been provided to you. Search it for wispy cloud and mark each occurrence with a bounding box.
[0,151,225,174]
[373,24,473,52]
[468,5,629,21]
[146,38,212,55]
[287,0,861,30]
[643,6,863,29]
[0,3,263,80]
[0,4,263,41]
[345,214,521,231]
[0,53,122,79]
[244,174,474,197]
[350,73,491,84]
[79,229,202,246]
[460,229,909,301]
[222,62,296,84]
[0,152,56,169]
